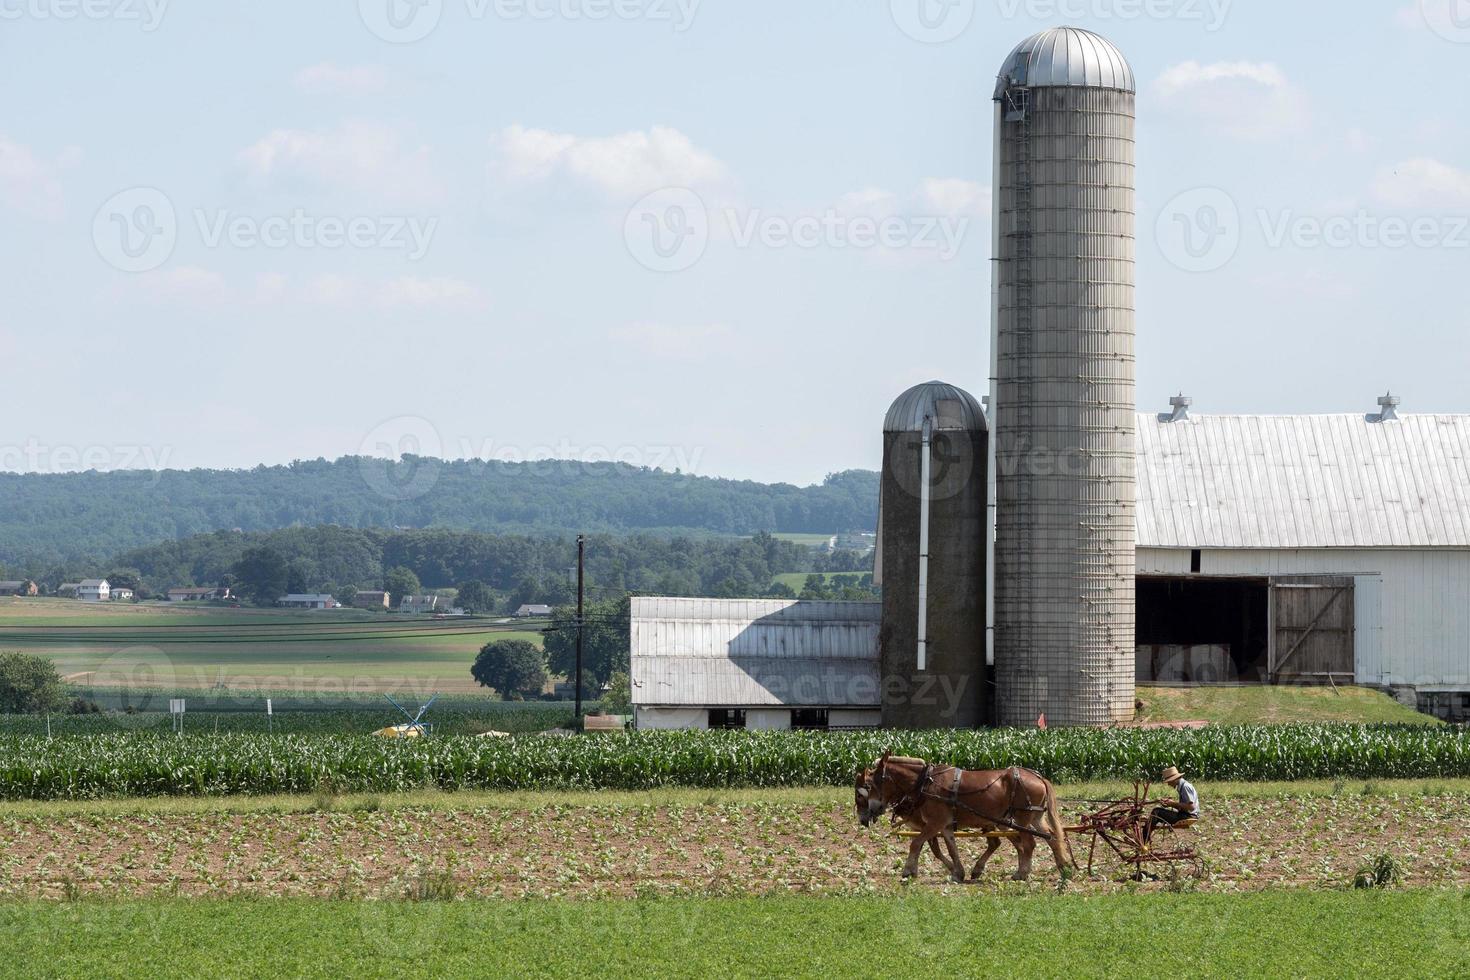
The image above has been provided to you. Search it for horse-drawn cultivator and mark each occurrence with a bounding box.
[1067,781,1204,880]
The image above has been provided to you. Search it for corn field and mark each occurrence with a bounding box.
[0,725,1467,799]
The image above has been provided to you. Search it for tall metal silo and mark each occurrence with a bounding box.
[877,381,988,728]
[989,28,1136,726]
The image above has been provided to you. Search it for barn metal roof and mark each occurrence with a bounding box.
[883,381,987,433]
[994,27,1135,97]
[630,597,881,707]
[1137,414,1470,549]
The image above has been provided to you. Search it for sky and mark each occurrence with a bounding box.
[2,0,1468,486]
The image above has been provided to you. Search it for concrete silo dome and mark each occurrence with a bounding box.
[993,26,1135,96]
[883,381,986,433]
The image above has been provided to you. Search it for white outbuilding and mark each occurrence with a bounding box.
[630,597,883,731]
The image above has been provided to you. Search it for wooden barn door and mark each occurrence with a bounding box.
[1269,577,1355,682]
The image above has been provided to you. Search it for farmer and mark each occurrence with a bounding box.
[1146,766,1199,840]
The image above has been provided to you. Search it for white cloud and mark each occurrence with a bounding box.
[127,269,486,313]
[293,63,388,96]
[917,178,991,218]
[303,273,487,312]
[0,137,65,219]
[836,179,989,220]
[1151,61,1307,141]
[1372,158,1470,209]
[609,322,732,360]
[239,121,438,205]
[491,124,726,197]
[376,275,487,311]
[132,266,230,304]
[835,187,901,219]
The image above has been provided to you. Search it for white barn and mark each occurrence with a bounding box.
[1135,400,1470,718]
[630,597,883,730]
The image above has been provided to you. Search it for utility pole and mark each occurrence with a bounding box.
[574,533,585,722]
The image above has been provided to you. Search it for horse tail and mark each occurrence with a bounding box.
[1046,777,1075,868]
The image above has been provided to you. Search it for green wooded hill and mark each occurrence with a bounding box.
[0,458,879,566]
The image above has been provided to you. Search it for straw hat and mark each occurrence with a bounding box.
[1160,766,1184,785]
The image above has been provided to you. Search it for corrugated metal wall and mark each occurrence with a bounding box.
[993,85,1137,726]
[1137,548,1470,688]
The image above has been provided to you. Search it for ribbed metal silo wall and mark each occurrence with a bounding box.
[992,86,1136,727]
[879,427,987,728]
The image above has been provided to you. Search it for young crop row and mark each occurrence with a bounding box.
[2,725,1469,799]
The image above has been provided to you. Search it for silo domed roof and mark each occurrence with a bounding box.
[993,27,1134,96]
[883,381,987,433]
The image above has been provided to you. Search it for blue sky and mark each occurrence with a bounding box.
[2,0,1468,485]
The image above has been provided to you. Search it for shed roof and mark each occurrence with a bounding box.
[631,597,881,707]
[1137,413,1470,549]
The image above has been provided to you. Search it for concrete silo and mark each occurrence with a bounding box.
[877,381,988,728]
[989,28,1137,726]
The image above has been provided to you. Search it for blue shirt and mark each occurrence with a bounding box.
[1177,778,1199,815]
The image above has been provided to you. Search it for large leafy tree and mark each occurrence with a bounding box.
[232,547,290,604]
[455,580,495,614]
[543,595,631,692]
[383,566,421,604]
[0,652,67,714]
[471,639,547,700]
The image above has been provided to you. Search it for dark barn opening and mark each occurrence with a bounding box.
[1135,575,1270,682]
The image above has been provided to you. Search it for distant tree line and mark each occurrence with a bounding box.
[0,458,878,567]
[41,526,874,611]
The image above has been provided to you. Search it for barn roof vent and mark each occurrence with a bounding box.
[1159,393,1192,423]
[1369,392,1401,423]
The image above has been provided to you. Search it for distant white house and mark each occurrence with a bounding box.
[278,594,338,610]
[514,603,553,618]
[77,579,110,602]
[399,595,440,614]
[110,588,135,601]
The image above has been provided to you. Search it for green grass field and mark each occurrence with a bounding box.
[769,571,869,592]
[1137,684,1436,726]
[0,598,542,694]
[1,892,1464,977]
[768,532,837,547]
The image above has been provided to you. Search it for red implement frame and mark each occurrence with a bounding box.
[1071,781,1204,880]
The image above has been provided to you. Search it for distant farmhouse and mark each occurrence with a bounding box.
[55,583,80,598]
[167,586,231,602]
[352,590,390,610]
[279,594,339,610]
[111,587,135,601]
[514,604,553,618]
[0,580,38,597]
[77,579,110,602]
[399,595,440,614]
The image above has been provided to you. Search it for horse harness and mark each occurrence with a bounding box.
[884,762,1054,842]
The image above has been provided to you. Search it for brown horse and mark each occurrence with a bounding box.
[854,768,968,882]
[857,752,1073,881]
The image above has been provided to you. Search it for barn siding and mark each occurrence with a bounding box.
[1137,547,1470,688]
